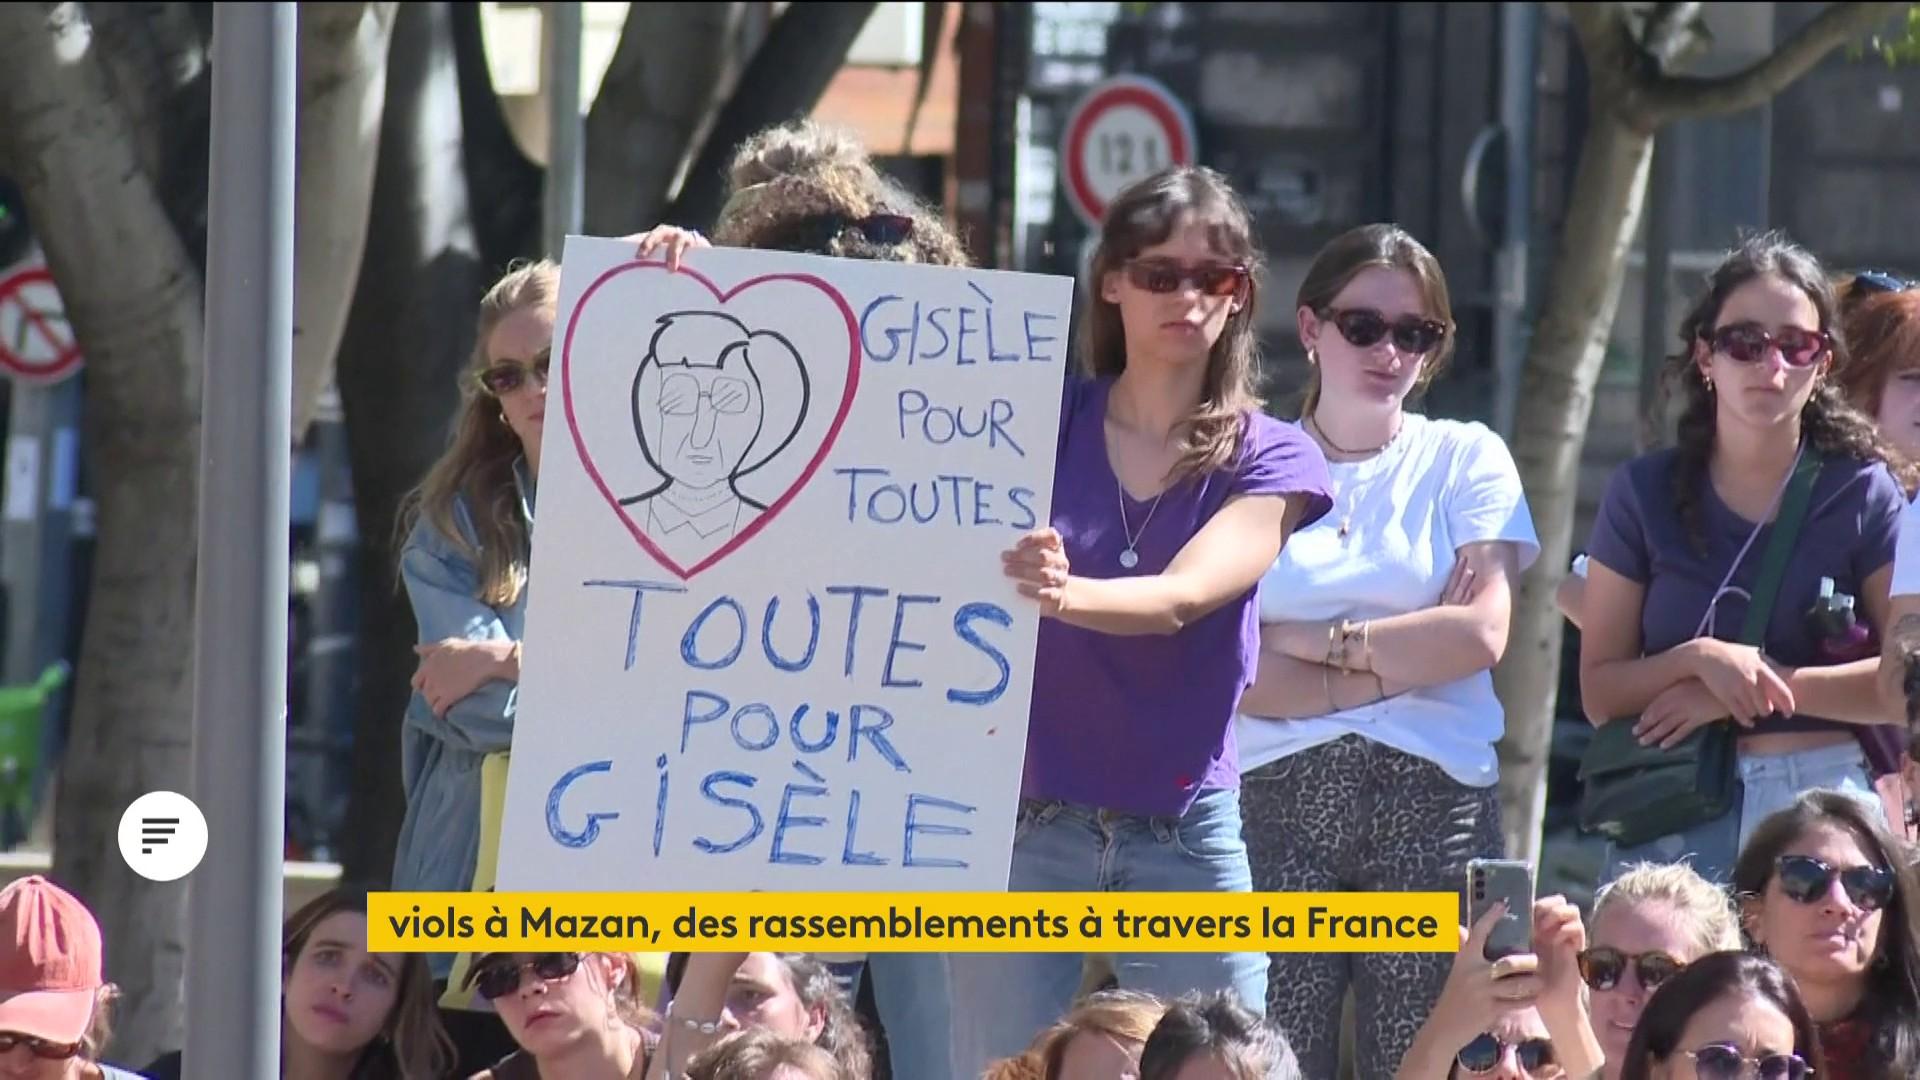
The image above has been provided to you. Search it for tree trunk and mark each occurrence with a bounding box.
[293,2,398,437]
[664,1,882,229]
[582,3,751,235]
[1493,111,1654,864]
[0,3,205,1064]
[333,0,494,888]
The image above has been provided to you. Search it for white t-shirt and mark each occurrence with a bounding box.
[1891,491,1920,596]
[1234,413,1541,787]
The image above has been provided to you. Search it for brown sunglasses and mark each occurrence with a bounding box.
[476,349,551,397]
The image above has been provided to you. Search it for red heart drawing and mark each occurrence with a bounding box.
[560,260,860,580]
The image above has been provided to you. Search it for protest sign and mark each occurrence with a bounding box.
[494,236,1073,893]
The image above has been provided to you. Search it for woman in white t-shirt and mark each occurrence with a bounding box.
[1235,224,1540,1078]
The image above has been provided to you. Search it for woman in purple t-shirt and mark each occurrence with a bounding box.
[945,167,1332,1076]
[1581,232,1912,887]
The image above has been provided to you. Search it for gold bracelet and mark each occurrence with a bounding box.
[1326,623,1341,667]
[1371,672,1386,701]
[1336,620,1357,674]
[1361,620,1373,667]
[1324,665,1338,713]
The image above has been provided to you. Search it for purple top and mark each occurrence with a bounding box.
[1586,448,1904,738]
[1023,377,1333,816]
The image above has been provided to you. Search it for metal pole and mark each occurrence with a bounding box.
[184,4,294,1078]
[1638,132,1676,452]
[1,382,52,686]
[544,1,584,255]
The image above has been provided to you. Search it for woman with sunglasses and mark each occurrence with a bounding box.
[1617,951,1820,1080]
[1233,222,1537,1075]
[1581,863,1743,1079]
[1580,232,1913,888]
[390,258,558,1069]
[144,887,455,1079]
[468,951,756,1079]
[0,877,144,1080]
[1398,897,1600,1080]
[953,165,1333,1075]
[1731,790,1920,1078]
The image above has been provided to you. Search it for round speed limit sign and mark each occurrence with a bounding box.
[1060,74,1198,228]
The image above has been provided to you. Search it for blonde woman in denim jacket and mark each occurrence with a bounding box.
[393,260,556,1066]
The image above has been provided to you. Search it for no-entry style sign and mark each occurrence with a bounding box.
[1060,74,1198,228]
[0,264,80,384]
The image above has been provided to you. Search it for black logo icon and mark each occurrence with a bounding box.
[140,817,179,855]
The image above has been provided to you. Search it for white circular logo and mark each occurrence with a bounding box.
[117,792,208,882]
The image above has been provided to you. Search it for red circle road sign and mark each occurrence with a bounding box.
[1060,74,1198,227]
[0,266,80,383]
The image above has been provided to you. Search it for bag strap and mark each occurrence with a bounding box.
[1737,449,1822,646]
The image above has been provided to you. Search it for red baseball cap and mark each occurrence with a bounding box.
[0,876,103,1042]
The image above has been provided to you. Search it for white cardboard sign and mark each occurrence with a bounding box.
[494,237,1073,892]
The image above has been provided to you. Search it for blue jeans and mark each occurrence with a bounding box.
[863,953,956,1080]
[1601,740,1883,886]
[945,788,1266,1079]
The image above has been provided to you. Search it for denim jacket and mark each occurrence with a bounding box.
[392,460,533,978]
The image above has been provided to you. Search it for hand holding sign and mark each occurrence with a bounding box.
[1002,528,1071,615]
[494,238,1073,893]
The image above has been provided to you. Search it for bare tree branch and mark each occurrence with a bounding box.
[1635,1,1909,124]
[294,1,398,436]
[1567,2,1653,131]
[664,1,880,230]
[583,2,750,234]
[1639,1,1705,67]
[449,0,540,270]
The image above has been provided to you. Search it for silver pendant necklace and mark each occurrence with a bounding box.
[1116,477,1164,569]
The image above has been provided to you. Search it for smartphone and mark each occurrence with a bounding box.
[1466,858,1535,961]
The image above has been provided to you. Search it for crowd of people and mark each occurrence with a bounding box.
[8,116,1920,1079]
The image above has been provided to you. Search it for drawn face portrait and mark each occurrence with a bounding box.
[657,364,764,489]
[631,310,809,501]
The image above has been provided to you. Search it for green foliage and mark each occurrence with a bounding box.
[1856,3,1920,65]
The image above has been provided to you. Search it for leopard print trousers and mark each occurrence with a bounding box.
[1240,735,1501,1080]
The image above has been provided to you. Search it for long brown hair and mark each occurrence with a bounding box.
[1837,287,1920,421]
[1733,790,1920,1078]
[1082,166,1264,482]
[1667,232,1916,551]
[397,259,558,606]
[1293,223,1456,416]
[283,887,454,1080]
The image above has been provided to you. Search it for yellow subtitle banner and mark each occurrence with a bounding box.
[367,892,1457,954]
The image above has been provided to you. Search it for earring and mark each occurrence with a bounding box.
[499,410,510,425]
[1307,347,1319,367]
[1703,373,1715,392]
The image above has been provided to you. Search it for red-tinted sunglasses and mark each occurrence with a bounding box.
[1705,324,1832,368]
[476,349,551,397]
[1123,258,1248,299]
